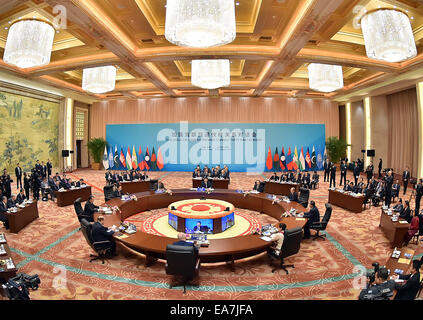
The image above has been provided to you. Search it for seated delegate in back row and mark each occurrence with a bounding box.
[105,170,149,185]
[267,170,319,190]
[192,165,230,180]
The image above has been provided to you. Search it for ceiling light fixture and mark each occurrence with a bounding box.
[82,66,117,94]
[360,8,416,62]
[308,63,344,93]
[165,0,236,48]
[191,59,230,89]
[3,19,55,68]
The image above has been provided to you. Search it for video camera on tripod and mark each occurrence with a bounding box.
[366,262,380,285]
[1,273,40,300]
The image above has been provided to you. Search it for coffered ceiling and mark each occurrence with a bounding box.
[0,0,423,101]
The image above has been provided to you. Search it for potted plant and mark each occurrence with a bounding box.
[325,136,350,166]
[87,138,107,170]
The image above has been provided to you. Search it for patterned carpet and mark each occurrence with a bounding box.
[1,169,422,300]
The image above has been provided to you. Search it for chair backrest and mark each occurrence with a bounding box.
[166,244,198,278]
[320,203,332,229]
[80,218,95,250]
[103,185,114,201]
[281,227,302,259]
[298,188,310,201]
[73,197,84,220]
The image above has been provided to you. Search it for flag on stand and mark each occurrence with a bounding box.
[151,147,157,170]
[132,146,138,170]
[108,146,114,169]
[157,147,164,170]
[311,146,317,169]
[120,147,125,168]
[286,147,293,170]
[317,146,323,169]
[102,146,109,170]
[305,147,312,170]
[144,147,151,170]
[138,147,144,170]
[292,147,299,171]
[266,147,273,171]
[114,146,119,169]
[273,147,280,171]
[126,147,132,170]
[299,147,305,171]
[280,147,286,171]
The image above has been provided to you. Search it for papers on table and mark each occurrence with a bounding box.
[0,234,5,244]
[260,236,273,242]
[296,218,306,221]
[398,258,411,264]
[399,220,409,224]
[0,244,6,255]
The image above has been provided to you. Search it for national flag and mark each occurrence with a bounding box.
[138,147,145,170]
[125,147,132,170]
[317,146,323,170]
[108,146,114,169]
[305,147,312,170]
[280,147,286,171]
[266,147,273,171]
[292,147,299,171]
[102,145,109,170]
[286,147,293,170]
[157,147,164,170]
[299,147,305,171]
[119,147,125,168]
[273,147,280,171]
[151,147,157,170]
[132,146,138,170]
[311,146,317,169]
[114,146,119,169]
[323,146,327,162]
[144,147,151,170]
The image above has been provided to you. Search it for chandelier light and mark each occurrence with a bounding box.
[360,9,417,62]
[191,59,230,89]
[3,19,55,69]
[165,0,236,48]
[308,63,344,93]
[82,66,117,94]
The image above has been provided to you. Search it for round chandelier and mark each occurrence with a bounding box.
[3,19,55,69]
[165,0,236,48]
[82,66,117,94]
[308,63,344,93]
[360,9,417,62]
[191,59,230,89]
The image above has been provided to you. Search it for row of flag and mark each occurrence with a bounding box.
[266,146,327,171]
[102,145,164,171]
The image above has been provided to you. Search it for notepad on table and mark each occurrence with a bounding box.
[296,218,306,221]
[260,236,273,242]
[399,220,409,224]
[398,258,411,264]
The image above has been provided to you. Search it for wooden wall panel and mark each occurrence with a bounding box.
[90,97,339,139]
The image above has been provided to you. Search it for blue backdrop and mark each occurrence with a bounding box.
[106,122,326,172]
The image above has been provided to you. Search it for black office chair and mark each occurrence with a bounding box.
[79,218,112,264]
[298,187,310,208]
[73,198,92,222]
[310,203,332,240]
[269,227,302,274]
[103,185,114,202]
[165,244,200,294]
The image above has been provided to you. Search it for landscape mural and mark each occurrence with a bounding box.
[0,91,59,174]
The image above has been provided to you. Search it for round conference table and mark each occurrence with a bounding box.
[98,189,308,269]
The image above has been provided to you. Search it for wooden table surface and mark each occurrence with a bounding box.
[264,181,299,196]
[379,208,410,248]
[5,200,39,233]
[120,180,151,194]
[99,189,308,265]
[0,234,17,281]
[192,178,230,189]
[55,186,92,207]
[328,189,365,213]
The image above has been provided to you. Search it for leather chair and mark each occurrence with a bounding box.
[310,203,332,240]
[73,198,92,222]
[165,244,200,293]
[298,187,310,208]
[79,218,112,264]
[269,227,302,274]
[103,185,114,202]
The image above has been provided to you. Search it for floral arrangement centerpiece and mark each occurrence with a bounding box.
[130,194,137,202]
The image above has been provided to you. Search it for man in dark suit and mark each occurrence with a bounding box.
[353,162,360,186]
[400,200,412,223]
[378,158,383,178]
[385,170,394,207]
[253,180,264,193]
[403,167,410,195]
[311,171,319,189]
[46,159,52,179]
[393,259,421,300]
[339,160,347,187]
[16,189,26,204]
[15,163,22,190]
[393,198,404,213]
[301,200,320,239]
[269,172,279,181]
[0,196,9,229]
[91,215,116,256]
[140,170,149,181]
[288,187,299,202]
[6,195,17,208]
[35,160,42,175]
[415,179,423,215]
[193,221,209,233]
[287,170,294,182]
[40,161,47,179]
[83,195,101,222]
[173,232,199,255]
[329,163,336,188]
[1,170,12,199]
[391,180,400,202]
[122,171,131,181]
[365,162,374,184]
[323,159,330,182]
[200,177,212,189]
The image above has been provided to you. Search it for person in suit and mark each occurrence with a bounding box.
[46,159,52,179]
[302,173,311,189]
[140,170,149,181]
[403,167,411,195]
[113,184,123,198]
[404,210,419,245]
[393,198,404,213]
[40,161,47,179]
[34,160,42,174]
[353,162,360,186]
[392,259,421,300]
[193,168,201,178]
[359,267,395,300]
[16,189,26,204]
[23,172,31,200]
[288,187,298,202]
[59,178,71,190]
[173,232,199,254]
[105,170,112,184]
[400,200,412,223]
[345,181,355,192]
[365,162,374,184]
[378,158,383,178]
[0,196,9,230]
[15,163,22,190]
[122,171,131,181]
[301,201,320,239]
[329,163,336,188]
[311,171,319,189]
[75,179,86,188]
[253,180,264,193]
[280,173,287,182]
[296,169,302,184]
[269,172,279,182]
[221,168,230,180]
[193,221,209,233]
[287,170,294,182]
[31,169,41,200]
[6,194,17,208]
[415,179,423,215]
[339,160,347,187]
[384,170,394,207]
[391,179,400,202]
[1,170,12,199]
[53,172,62,182]
[83,195,101,222]
[323,159,331,182]
[41,178,54,201]
[91,215,116,256]
[372,181,385,206]
[200,177,212,189]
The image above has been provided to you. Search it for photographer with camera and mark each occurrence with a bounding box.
[359,264,395,300]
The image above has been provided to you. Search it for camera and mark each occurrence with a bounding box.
[1,273,40,300]
[366,262,380,285]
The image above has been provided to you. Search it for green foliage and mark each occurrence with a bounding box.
[0,135,43,171]
[87,138,108,163]
[325,136,350,163]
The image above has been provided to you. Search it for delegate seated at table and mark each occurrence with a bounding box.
[288,187,298,202]
[200,178,213,189]
[0,196,9,229]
